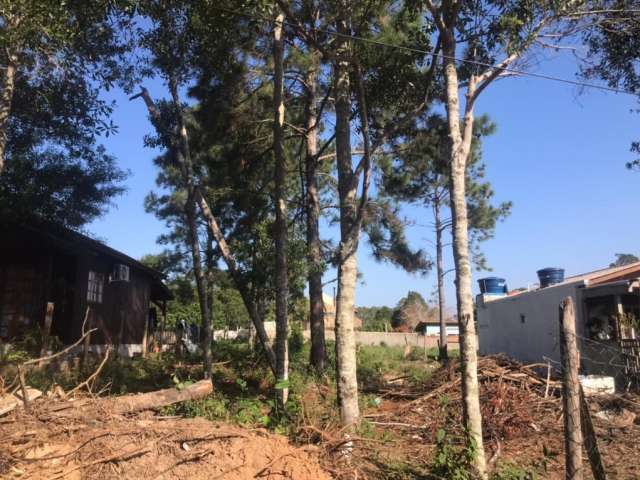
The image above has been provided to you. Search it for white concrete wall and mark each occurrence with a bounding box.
[304,330,459,349]
[477,282,583,365]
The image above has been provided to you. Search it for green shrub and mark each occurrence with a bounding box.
[491,463,536,480]
[288,323,305,357]
[431,428,476,480]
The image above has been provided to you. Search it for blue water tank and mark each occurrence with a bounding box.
[478,277,507,295]
[537,268,565,288]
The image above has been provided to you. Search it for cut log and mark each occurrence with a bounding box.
[14,387,43,403]
[0,394,19,416]
[106,380,213,415]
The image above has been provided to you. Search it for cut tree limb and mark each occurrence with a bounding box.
[104,380,213,415]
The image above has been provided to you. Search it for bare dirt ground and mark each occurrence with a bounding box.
[0,405,330,480]
[3,354,640,479]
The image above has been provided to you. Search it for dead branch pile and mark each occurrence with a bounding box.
[339,355,640,479]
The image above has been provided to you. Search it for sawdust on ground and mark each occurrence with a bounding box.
[0,405,331,480]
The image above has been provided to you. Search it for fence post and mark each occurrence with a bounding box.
[38,302,55,368]
[141,313,149,359]
[580,386,607,480]
[82,313,93,370]
[559,296,583,480]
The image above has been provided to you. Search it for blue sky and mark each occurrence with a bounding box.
[88,53,639,309]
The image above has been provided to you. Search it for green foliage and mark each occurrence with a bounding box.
[356,344,435,390]
[19,352,189,396]
[491,463,537,480]
[380,114,512,273]
[0,146,128,229]
[1,0,132,228]
[610,253,639,268]
[579,3,639,169]
[391,290,436,330]
[288,322,305,356]
[431,428,477,480]
[357,306,394,332]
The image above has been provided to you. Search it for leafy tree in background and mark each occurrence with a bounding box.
[357,306,394,332]
[610,253,640,268]
[0,1,132,227]
[381,114,511,359]
[140,253,251,331]
[0,149,127,229]
[579,2,640,169]
[391,291,437,331]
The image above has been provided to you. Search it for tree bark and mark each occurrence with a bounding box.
[205,229,216,348]
[0,55,17,175]
[304,53,326,372]
[132,84,277,375]
[169,78,275,374]
[273,12,289,405]
[185,193,212,378]
[434,198,448,361]
[107,380,213,415]
[193,188,277,374]
[333,8,360,427]
[442,28,487,478]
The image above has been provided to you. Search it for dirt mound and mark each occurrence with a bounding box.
[0,404,331,480]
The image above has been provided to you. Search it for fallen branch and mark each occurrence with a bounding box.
[254,453,296,478]
[50,443,153,479]
[68,346,112,396]
[22,308,95,367]
[368,421,424,429]
[105,379,213,415]
[152,448,215,479]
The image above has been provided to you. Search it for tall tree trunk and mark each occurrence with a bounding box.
[442,29,487,478]
[0,55,17,175]
[185,195,212,378]
[205,230,216,363]
[273,12,289,405]
[333,9,360,427]
[305,53,326,372]
[132,84,278,374]
[167,76,213,380]
[193,188,277,373]
[434,198,448,361]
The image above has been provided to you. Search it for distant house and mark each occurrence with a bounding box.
[414,317,460,337]
[322,293,363,330]
[0,220,172,355]
[477,263,640,382]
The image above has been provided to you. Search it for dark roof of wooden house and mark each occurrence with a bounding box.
[5,218,172,301]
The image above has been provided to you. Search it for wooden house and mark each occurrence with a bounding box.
[0,220,171,355]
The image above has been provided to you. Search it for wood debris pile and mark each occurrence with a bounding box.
[350,355,640,479]
[361,356,563,464]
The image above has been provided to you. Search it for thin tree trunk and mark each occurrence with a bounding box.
[442,30,487,478]
[205,229,216,347]
[131,85,277,375]
[305,53,326,372]
[333,9,360,427]
[185,195,212,378]
[193,187,277,374]
[273,12,289,405]
[170,79,276,374]
[434,198,448,361]
[0,56,17,175]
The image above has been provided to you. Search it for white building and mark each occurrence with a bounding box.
[477,262,640,382]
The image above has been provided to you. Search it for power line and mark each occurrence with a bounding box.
[211,5,639,97]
